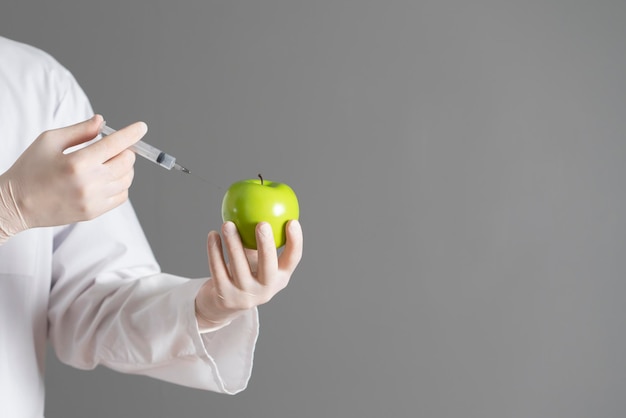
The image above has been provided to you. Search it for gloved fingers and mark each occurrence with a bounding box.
[102,149,136,181]
[222,221,253,289]
[278,220,303,273]
[78,121,147,164]
[200,221,300,317]
[207,230,230,295]
[207,231,254,312]
[255,222,278,286]
[46,114,104,152]
[103,189,131,214]
[101,167,135,197]
[244,248,258,274]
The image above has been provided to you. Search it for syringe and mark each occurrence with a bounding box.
[100,124,190,174]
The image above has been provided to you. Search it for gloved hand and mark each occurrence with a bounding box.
[195,220,303,330]
[0,115,147,244]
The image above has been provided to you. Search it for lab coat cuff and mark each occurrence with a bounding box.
[198,320,233,334]
[184,278,260,394]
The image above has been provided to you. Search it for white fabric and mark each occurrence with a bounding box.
[0,36,259,418]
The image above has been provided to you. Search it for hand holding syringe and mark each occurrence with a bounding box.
[100,124,191,174]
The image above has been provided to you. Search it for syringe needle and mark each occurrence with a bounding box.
[174,163,191,174]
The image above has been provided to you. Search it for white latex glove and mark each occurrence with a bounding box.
[0,115,146,243]
[195,220,303,329]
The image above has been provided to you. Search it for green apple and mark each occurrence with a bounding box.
[221,174,299,249]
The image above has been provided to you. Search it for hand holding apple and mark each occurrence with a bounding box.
[221,174,299,249]
[195,218,303,330]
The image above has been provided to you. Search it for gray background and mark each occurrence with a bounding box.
[3,0,626,417]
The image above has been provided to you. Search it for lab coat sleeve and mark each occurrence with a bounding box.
[48,202,259,394]
[45,60,258,394]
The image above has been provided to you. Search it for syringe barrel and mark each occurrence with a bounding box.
[100,124,176,170]
[130,141,176,170]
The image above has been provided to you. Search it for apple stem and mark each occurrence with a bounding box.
[258,173,264,185]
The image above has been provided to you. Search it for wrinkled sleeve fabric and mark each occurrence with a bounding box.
[48,204,259,393]
[46,58,259,394]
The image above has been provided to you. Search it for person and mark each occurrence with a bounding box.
[0,36,303,417]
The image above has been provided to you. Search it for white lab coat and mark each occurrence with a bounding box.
[0,36,259,417]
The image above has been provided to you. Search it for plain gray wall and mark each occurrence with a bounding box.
[3,0,626,417]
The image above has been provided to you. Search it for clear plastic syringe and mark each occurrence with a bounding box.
[100,124,190,174]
